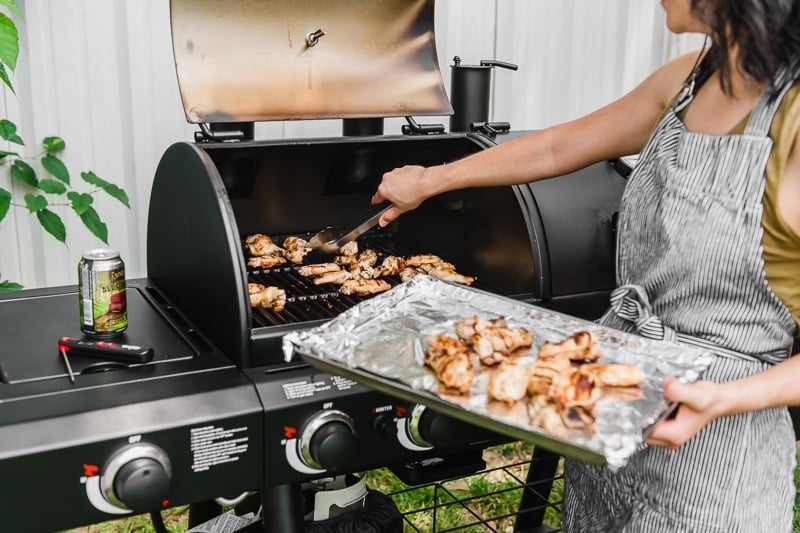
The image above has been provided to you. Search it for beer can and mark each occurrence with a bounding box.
[78,249,128,337]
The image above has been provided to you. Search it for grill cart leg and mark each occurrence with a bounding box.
[260,483,305,532]
[513,447,561,532]
[188,500,223,528]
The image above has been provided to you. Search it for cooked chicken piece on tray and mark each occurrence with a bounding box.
[339,278,391,296]
[527,356,573,395]
[537,330,601,362]
[247,255,287,269]
[245,233,284,257]
[487,361,529,405]
[425,335,474,394]
[298,263,341,277]
[582,363,646,388]
[548,365,601,408]
[528,396,572,436]
[282,236,311,264]
[313,269,353,285]
[454,315,532,365]
[248,282,287,312]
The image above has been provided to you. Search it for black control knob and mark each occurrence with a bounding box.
[408,404,497,448]
[101,443,172,511]
[299,410,357,470]
[113,457,171,512]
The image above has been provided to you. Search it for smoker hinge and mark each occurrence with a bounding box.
[401,116,445,135]
[194,122,254,143]
[469,121,511,138]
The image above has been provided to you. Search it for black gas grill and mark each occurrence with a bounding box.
[0,1,629,531]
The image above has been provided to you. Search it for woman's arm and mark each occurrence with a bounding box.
[372,52,701,226]
[648,352,800,448]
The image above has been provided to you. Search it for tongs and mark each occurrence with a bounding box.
[308,203,392,254]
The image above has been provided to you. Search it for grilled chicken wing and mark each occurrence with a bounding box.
[248,283,287,312]
[245,234,284,257]
[339,241,359,257]
[313,269,353,285]
[582,363,646,387]
[425,335,474,394]
[338,278,391,296]
[404,254,445,267]
[378,255,405,277]
[487,361,529,405]
[417,263,475,285]
[454,315,532,365]
[247,255,287,269]
[527,356,573,395]
[537,330,601,362]
[298,263,341,277]
[282,236,311,264]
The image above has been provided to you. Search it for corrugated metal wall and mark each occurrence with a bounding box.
[1,0,703,289]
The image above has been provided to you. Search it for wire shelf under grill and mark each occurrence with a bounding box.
[373,444,563,533]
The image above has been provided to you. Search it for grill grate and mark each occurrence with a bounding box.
[246,233,473,328]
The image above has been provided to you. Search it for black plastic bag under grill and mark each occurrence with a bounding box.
[305,490,402,533]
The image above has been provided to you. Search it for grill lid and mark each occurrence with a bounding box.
[169,0,453,123]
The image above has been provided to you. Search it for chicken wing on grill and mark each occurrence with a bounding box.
[298,263,341,277]
[417,263,475,285]
[378,255,405,277]
[313,269,353,285]
[247,255,287,269]
[282,236,312,264]
[339,278,391,296]
[245,233,284,257]
[248,282,287,312]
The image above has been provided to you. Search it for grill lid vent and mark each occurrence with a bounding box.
[169,0,453,123]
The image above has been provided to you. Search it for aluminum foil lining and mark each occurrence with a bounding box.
[283,275,714,470]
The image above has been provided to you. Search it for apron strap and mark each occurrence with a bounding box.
[744,64,797,137]
[605,284,783,363]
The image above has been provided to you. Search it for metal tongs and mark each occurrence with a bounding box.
[308,203,392,254]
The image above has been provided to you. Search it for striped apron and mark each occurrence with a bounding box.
[561,65,799,533]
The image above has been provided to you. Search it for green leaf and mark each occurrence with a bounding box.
[0,149,18,159]
[0,280,23,292]
[67,191,93,215]
[23,193,47,212]
[36,208,66,243]
[0,1,23,18]
[0,187,10,222]
[38,178,67,195]
[41,155,69,184]
[0,12,18,73]
[0,62,12,94]
[11,159,36,186]
[81,171,129,207]
[79,206,107,244]
[42,136,65,154]
[0,118,23,145]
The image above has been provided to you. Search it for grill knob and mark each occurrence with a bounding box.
[407,404,497,448]
[100,443,172,512]
[299,410,357,470]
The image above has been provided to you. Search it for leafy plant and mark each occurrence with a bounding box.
[0,0,129,291]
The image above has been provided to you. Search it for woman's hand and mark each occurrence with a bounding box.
[371,165,439,227]
[646,376,724,448]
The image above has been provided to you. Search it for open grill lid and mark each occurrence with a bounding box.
[169,0,453,123]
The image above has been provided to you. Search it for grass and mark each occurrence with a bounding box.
[62,442,800,533]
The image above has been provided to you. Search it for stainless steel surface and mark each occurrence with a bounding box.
[284,276,715,469]
[307,204,392,254]
[169,0,452,122]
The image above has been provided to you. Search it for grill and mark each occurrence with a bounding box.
[0,1,629,531]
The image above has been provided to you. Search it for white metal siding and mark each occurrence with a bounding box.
[1,0,702,289]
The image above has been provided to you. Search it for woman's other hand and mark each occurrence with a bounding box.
[646,376,723,448]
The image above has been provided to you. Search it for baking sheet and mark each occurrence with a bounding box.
[283,276,714,469]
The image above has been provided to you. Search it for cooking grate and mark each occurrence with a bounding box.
[246,233,480,328]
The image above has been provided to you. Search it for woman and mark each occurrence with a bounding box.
[372,1,800,531]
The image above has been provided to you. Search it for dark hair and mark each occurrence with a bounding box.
[692,0,800,94]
